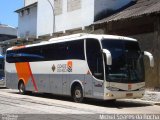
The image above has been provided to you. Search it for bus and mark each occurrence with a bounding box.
[0,55,5,87]
[5,34,154,102]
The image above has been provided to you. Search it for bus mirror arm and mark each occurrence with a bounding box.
[144,51,154,67]
[102,49,112,65]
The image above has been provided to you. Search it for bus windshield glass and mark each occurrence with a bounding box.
[102,39,145,83]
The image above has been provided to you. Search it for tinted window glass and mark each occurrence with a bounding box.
[6,40,85,63]
[86,39,104,80]
[67,40,85,59]
[102,39,144,83]
[6,46,44,63]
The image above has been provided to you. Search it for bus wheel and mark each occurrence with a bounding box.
[73,86,84,103]
[18,82,26,95]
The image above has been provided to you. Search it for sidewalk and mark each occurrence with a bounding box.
[122,90,160,106]
[141,91,160,105]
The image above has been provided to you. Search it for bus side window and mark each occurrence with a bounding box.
[66,40,85,60]
[86,39,104,80]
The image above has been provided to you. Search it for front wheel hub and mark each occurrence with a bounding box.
[75,90,81,98]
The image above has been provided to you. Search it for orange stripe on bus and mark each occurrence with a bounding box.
[15,62,31,85]
[12,46,25,50]
[13,45,38,91]
[26,62,38,92]
[15,62,38,92]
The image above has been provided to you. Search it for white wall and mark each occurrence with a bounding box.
[25,0,38,6]
[37,0,54,36]
[94,0,133,21]
[55,0,132,32]
[0,25,17,36]
[18,0,136,37]
[55,0,94,32]
[18,6,37,38]
[20,0,95,36]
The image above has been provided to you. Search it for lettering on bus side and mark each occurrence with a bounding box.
[56,61,73,73]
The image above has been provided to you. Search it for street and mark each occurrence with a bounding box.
[0,88,160,120]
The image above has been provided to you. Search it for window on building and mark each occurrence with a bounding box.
[54,0,63,15]
[67,0,81,12]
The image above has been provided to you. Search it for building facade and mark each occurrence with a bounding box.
[16,0,134,38]
[16,3,38,39]
[0,24,17,55]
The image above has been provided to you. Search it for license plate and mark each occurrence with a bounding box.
[126,93,133,97]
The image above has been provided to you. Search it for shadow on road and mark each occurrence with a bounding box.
[0,87,7,89]
[11,91,153,109]
[84,99,152,109]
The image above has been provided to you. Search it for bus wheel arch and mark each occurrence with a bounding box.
[71,81,84,103]
[18,79,26,94]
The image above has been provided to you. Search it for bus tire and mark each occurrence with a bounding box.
[18,81,26,95]
[72,85,84,103]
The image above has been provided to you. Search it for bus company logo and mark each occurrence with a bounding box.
[52,64,56,72]
[67,61,72,72]
[57,61,73,72]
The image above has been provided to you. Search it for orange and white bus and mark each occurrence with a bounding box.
[5,34,154,102]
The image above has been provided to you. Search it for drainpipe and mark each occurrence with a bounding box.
[47,0,55,36]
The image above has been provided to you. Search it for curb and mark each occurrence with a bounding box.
[142,91,160,106]
[123,99,160,106]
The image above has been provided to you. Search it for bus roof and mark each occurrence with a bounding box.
[7,33,137,51]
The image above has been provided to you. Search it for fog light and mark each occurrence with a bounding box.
[106,93,114,97]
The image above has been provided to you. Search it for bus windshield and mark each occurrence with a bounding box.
[102,39,145,83]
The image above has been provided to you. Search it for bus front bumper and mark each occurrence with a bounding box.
[104,90,145,100]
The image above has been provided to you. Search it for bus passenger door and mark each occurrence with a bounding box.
[86,39,104,99]
[85,75,93,98]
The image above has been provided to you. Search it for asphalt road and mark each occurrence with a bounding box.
[0,88,160,120]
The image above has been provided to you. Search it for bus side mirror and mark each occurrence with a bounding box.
[144,51,154,67]
[102,49,112,65]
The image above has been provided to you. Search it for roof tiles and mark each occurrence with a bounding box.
[94,0,160,25]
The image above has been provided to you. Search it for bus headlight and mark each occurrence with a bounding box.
[106,93,114,97]
[107,87,119,91]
